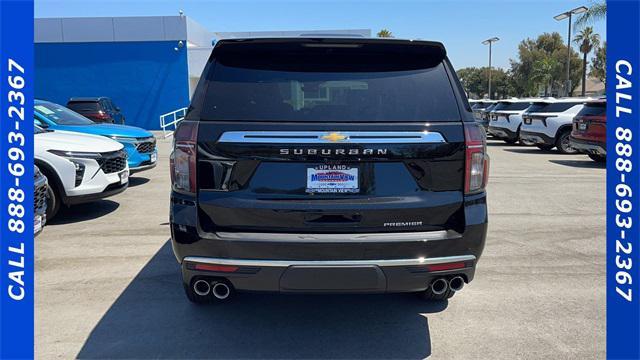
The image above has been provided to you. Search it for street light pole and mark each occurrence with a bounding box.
[482,37,499,99]
[554,6,588,97]
[566,13,572,96]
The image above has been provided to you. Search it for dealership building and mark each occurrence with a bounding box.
[34,16,370,129]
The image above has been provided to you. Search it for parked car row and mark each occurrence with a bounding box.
[33,99,158,233]
[471,97,607,161]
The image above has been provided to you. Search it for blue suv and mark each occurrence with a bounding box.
[34,100,158,173]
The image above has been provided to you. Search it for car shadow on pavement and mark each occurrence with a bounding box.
[486,140,516,147]
[48,200,120,225]
[77,241,446,359]
[128,176,151,187]
[549,159,606,169]
[502,148,555,155]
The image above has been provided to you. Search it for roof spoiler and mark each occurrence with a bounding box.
[211,37,447,60]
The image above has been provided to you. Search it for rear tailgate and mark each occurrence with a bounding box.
[572,101,607,142]
[190,38,468,234]
[196,122,465,234]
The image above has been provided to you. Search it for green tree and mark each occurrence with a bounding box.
[590,41,606,83]
[457,66,514,99]
[574,1,606,29]
[457,67,485,97]
[531,58,558,96]
[377,29,393,38]
[509,32,582,97]
[574,26,600,96]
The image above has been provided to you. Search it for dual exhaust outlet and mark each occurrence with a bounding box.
[430,276,465,295]
[194,276,463,298]
[193,279,232,299]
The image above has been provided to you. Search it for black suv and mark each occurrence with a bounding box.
[67,97,125,124]
[170,37,489,303]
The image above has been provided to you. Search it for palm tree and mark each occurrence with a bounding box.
[377,29,393,38]
[574,27,600,96]
[531,58,557,96]
[574,1,606,29]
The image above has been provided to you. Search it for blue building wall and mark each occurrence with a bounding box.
[35,41,189,130]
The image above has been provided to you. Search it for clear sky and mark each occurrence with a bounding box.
[35,0,606,70]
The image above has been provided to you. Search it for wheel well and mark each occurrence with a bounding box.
[557,125,573,135]
[35,160,66,203]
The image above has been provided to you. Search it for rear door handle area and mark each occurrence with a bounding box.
[304,213,362,225]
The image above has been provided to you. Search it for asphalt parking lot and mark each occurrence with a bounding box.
[36,134,606,359]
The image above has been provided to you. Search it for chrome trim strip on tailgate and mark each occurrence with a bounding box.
[217,131,446,144]
[183,255,476,267]
[204,230,461,243]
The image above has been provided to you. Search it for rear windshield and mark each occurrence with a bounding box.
[492,102,531,111]
[526,102,582,113]
[577,102,606,116]
[199,58,460,122]
[484,104,497,112]
[67,101,100,112]
[471,102,491,110]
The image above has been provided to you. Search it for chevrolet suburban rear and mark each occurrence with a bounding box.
[170,37,489,303]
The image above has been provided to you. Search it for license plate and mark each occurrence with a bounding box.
[119,170,129,184]
[34,215,42,234]
[524,118,532,125]
[306,165,358,193]
[578,123,587,131]
[150,152,157,163]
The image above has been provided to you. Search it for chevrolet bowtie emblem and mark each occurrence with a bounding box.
[320,132,348,142]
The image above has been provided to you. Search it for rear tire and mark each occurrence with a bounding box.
[420,286,456,301]
[536,144,554,151]
[556,130,578,154]
[588,154,606,162]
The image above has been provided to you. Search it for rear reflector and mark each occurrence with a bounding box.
[194,264,239,273]
[427,262,467,272]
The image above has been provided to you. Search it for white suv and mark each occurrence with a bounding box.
[519,98,589,153]
[487,99,536,144]
[35,126,129,219]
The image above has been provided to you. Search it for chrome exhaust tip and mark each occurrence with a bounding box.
[449,276,465,292]
[211,282,231,300]
[430,278,448,295]
[193,279,211,296]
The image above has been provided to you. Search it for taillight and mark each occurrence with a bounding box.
[88,111,110,120]
[170,121,198,193]
[464,122,489,194]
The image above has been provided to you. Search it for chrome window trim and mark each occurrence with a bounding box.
[217,131,446,144]
[183,255,476,268]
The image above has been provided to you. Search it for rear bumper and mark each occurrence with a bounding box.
[488,125,517,140]
[170,192,487,293]
[520,130,555,146]
[570,136,606,155]
[182,255,477,293]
